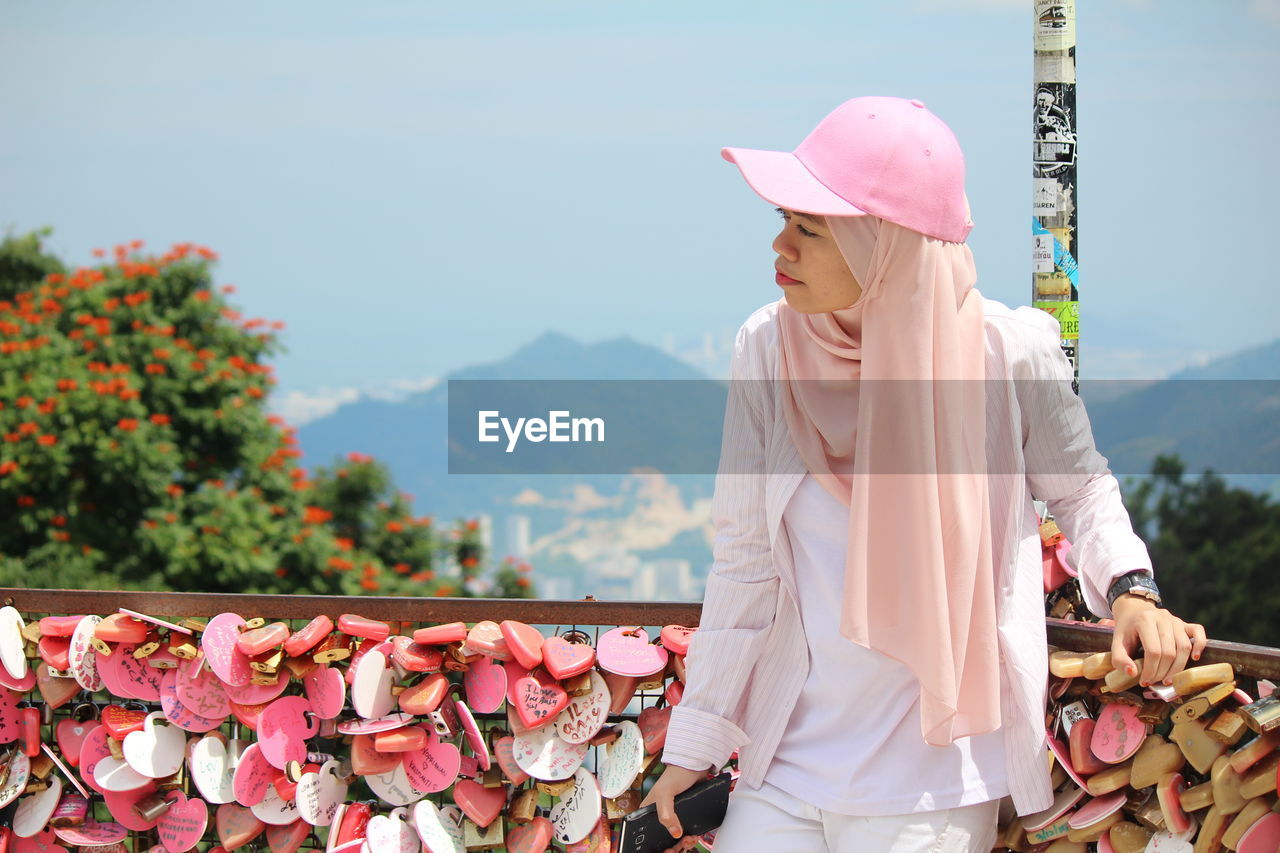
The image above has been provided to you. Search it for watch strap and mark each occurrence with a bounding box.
[1106,570,1161,610]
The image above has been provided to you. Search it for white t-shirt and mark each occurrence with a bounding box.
[762,472,1010,816]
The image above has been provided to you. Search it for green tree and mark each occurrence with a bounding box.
[0,229,536,597]
[1123,454,1280,647]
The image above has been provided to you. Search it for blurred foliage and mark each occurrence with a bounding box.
[0,229,535,599]
[1124,454,1280,647]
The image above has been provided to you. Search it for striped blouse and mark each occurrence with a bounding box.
[661,295,1154,817]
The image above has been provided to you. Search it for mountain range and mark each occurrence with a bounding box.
[294,328,1280,597]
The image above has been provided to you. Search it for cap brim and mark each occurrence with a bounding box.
[721,147,869,217]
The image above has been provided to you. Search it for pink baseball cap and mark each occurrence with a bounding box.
[721,96,973,243]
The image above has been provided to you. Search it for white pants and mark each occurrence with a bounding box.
[709,779,1000,853]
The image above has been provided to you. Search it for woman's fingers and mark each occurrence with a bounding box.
[1188,622,1208,660]
[657,794,683,838]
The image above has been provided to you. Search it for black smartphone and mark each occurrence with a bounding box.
[617,772,734,853]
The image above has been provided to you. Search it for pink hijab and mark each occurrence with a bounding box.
[775,213,1001,746]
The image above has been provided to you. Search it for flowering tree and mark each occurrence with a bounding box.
[0,229,535,598]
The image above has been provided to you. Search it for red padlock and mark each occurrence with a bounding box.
[413,621,468,646]
[374,726,427,753]
[284,614,333,657]
[38,615,85,638]
[18,706,41,757]
[37,636,71,671]
[333,801,372,848]
[94,613,150,644]
[344,638,381,687]
[337,614,390,642]
[390,636,444,673]
[237,621,290,656]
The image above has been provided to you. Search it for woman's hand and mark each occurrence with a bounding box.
[638,764,710,853]
[1110,595,1208,686]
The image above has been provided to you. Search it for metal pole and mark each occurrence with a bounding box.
[1032,0,1080,393]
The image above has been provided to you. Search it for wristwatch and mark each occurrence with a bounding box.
[1106,570,1162,610]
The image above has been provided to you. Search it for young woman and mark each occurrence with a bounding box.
[639,96,1207,853]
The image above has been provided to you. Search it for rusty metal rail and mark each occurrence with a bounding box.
[3,588,1279,680]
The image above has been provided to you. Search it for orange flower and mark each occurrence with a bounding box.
[0,461,17,475]
[393,562,411,574]
[385,521,404,533]
[149,413,170,426]
[17,422,38,436]
[411,571,434,582]
[166,484,183,498]
[15,396,33,409]
[36,435,57,446]
[335,537,354,552]
[328,556,354,572]
[275,567,288,578]
[461,556,479,569]
[152,347,171,360]
[17,496,36,507]
[433,585,455,597]
[303,506,332,524]
[465,519,479,531]
[516,577,531,589]
[117,418,139,432]
[359,578,379,591]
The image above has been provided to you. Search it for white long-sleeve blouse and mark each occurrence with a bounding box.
[660,295,1155,817]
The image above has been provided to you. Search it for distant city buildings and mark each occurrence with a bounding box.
[505,514,530,559]
[486,511,706,602]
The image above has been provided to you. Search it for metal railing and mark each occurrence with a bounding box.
[4,587,1279,680]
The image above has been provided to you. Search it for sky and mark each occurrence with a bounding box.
[3,1,1278,425]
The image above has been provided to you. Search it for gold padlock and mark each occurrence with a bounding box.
[536,778,575,797]
[179,618,207,633]
[242,617,267,630]
[29,752,54,780]
[605,788,641,820]
[1238,694,1280,734]
[510,787,538,823]
[311,633,352,664]
[463,818,504,850]
[1039,517,1064,546]
[90,637,113,657]
[250,648,285,674]
[564,671,592,697]
[1206,708,1248,745]
[250,669,282,686]
[133,640,161,659]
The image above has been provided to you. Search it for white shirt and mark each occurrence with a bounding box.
[661,295,1155,817]
[763,472,1009,815]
